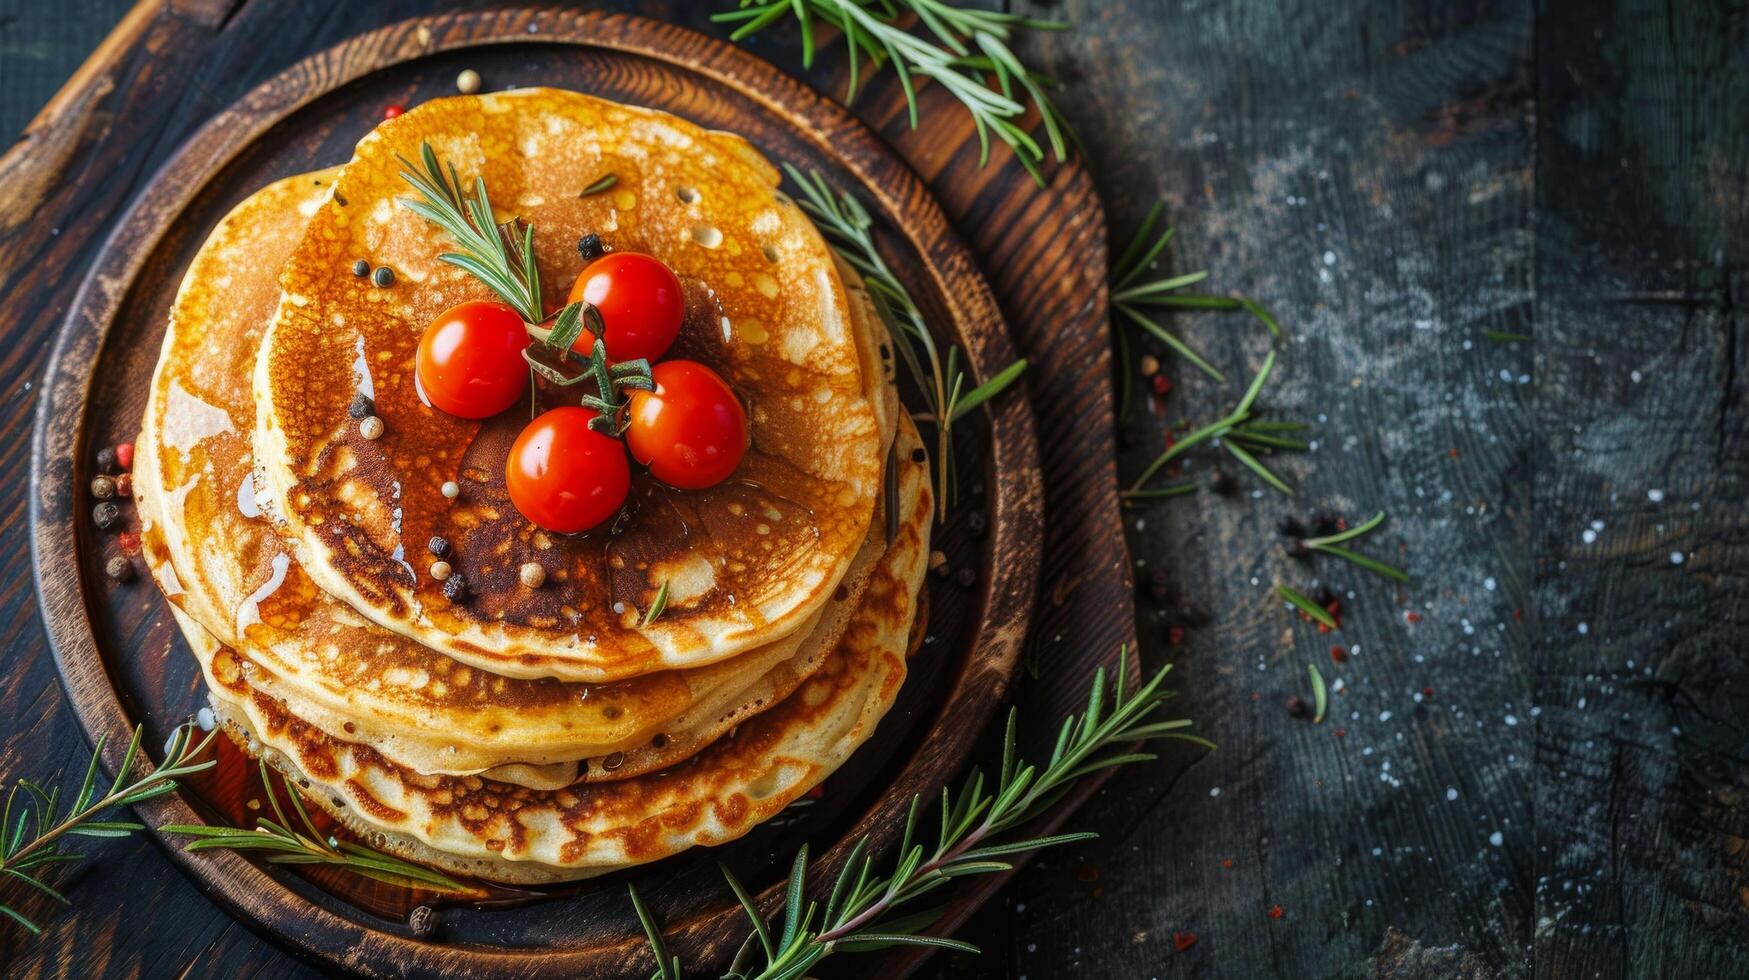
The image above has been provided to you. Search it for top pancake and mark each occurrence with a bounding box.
[137,169,896,784]
[253,89,883,682]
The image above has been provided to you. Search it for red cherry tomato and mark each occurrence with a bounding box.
[506,407,631,533]
[565,252,683,363]
[416,301,529,419]
[625,361,748,490]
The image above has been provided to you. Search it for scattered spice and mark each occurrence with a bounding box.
[351,259,370,277]
[1220,858,1234,869]
[383,104,405,120]
[1151,373,1172,396]
[441,480,461,499]
[1405,610,1423,624]
[115,473,133,497]
[348,393,374,419]
[371,266,396,287]
[90,475,116,500]
[1330,645,1348,663]
[359,416,384,440]
[1166,625,1186,646]
[1422,686,1435,699]
[1139,354,1160,376]
[518,562,546,589]
[104,556,133,582]
[1268,904,1284,920]
[456,69,481,94]
[114,443,133,470]
[95,446,117,473]
[1334,728,1347,738]
[429,560,452,582]
[576,233,604,261]
[92,502,120,530]
[1172,931,1198,952]
[928,550,948,572]
[1285,695,1310,719]
[117,530,141,555]
[427,536,451,558]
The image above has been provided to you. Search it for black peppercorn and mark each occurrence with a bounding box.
[1286,695,1311,719]
[967,510,987,539]
[93,501,120,530]
[954,567,976,589]
[105,555,134,582]
[90,475,116,499]
[95,446,117,473]
[408,905,436,939]
[351,259,370,277]
[1211,469,1238,496]
[348,393,375,419]
[427,535,451,558]
[910,446,926,464]
[577,233,604,261]
[372,266,396,287]
[442,573,468,602]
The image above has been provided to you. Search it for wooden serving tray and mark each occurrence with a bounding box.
[25,8,1126,977]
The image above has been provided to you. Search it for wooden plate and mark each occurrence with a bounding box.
[30,9,1059,977]
[27,9,1140,980]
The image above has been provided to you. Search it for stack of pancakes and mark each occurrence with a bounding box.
[134,89,929,883]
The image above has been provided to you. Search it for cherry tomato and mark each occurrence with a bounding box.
[625,360,748,490]
[506,407,631,533]
[565,252,683,363]
[416,301,529,419]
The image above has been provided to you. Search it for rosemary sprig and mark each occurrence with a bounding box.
[398,143,653,425]
[784,165,1027,520]
[1111,203,1283,389]
[1276,583,1337,630]
[397,143,549,326]
[1,723,217,935]
[631,647,1209,978]
[1123,350,1292,497]
[1298,511,1410,583]
[161,760,472,895]
[717,0,1073,183]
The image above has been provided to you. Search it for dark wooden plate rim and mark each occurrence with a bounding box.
[28,8,1041,977]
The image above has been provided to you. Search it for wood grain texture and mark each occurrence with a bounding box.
[0,1,1130,977]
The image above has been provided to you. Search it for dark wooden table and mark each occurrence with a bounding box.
[2,1,1745,977]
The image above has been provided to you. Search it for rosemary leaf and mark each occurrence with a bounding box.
[948,359,1029,423]
[1276,584,1337,629]
[580,174,618,196]
[1221,439,1294,496]
[1308,664,1328,724]
[1313,544,1411,583]
[641,581,671,627]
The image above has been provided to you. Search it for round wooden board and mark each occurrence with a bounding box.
[30,9,1059,977]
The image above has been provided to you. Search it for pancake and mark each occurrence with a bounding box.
[202,415,930,883]
[137,169,897,782]
[253,88,884,683]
